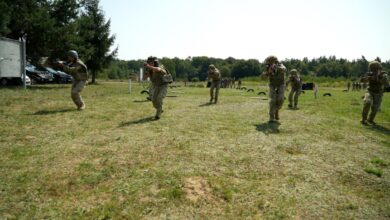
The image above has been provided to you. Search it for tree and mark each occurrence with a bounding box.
[77,0,117,84]
[0,1,11,36]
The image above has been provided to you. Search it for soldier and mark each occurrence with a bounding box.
[286,69,302,109]
[208,64,221,104]
[261,56,286,123]
[57,50,88,110]
[143,56,169,120]
[360,61,389,125]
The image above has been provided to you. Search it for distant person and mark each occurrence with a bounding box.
[360,61,389,125]
[237,79,242,89]
[347,81,351,91]
[56,50,88,110]
[261,55,286,123]
[313,83,318,99]
[286,69,302,109]
[207,64,221,104]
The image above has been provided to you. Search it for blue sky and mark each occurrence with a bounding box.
[100,0,390,61]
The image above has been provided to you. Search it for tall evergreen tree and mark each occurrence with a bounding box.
[77,0,117,83]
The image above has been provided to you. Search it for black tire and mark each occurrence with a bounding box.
[323,93,332,97]
[141,90,150,95]
[247,89,254,92]
[258,92,266,95]
[0,78,8,86]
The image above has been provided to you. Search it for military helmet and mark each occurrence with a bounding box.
[368,61,381,71]
[264,55,278,65]
[290,69,298,75]
[67,50,78,59]
[209,64,215,69]
[147,56,159,66]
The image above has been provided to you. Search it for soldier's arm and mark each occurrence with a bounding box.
[144,64,165,74]
[260,71,268,80]
[360,74,370,83]
[381,74,389,86]
[62,64,84,77]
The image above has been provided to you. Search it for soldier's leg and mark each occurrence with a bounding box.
[288,89,294,108]
[294,89,301,108]
[368,94,383,124]
[210,82,215,103]
[154,84,168,119]
[71,80,86,109]
[151,84,159,110]
[275,85,285,120]
[148,85,153,101]
[361,93,372,124]
[268,85,277,122]
[214,81,220,103]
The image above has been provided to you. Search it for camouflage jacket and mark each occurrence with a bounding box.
[63,60,88,81]
[269,64,286,87]
[208,68,221,81]
[286,75,302,90]
[361,71,389,94]
[147,64,168,85]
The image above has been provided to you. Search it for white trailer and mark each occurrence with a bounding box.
[0,37,27,87]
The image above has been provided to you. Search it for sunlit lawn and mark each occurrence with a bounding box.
[0,81,389,219]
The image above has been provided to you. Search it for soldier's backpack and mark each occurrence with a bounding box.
[162,67,173,84]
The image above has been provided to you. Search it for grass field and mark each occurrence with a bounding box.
[0,81,389,219]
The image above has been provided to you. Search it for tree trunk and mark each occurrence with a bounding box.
[91,71,96,84]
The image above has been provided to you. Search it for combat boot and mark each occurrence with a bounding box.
[77,104,85,110]
[288,104,293,109]
[275,111,279,121]
[209,98,213,103]
[368,112,377,125]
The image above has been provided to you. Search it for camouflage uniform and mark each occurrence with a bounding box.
[208,64,221,103]
[286,69,302,109]
[360,61,389,125]
[262,56,286,122]
[63,60,88,110]
[146,64,168,119]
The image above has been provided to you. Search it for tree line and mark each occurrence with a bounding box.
[1,1,388,83]
[0,0,116,83]
[105,56,390,82]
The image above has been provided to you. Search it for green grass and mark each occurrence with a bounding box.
[0,81,389,219]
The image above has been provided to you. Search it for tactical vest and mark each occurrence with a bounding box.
[367,72,387,94]
[290,76,302,90]
[209,69,221,81]
[269,64,286,87]
[149,65,168,85]
[67,60,88,81]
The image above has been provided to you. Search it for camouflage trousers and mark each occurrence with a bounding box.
[151,83,168,117]
[269,84,285,120]
[362,92,383,122]
[288,88,301,107]
[210,80,221,103]
[71,80,86,109]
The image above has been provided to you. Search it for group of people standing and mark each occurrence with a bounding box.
[57,52,388,125]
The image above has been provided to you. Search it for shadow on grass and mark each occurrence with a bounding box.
[368,124,390,135]
[119,116,155,127]
[33,108,75,115]
[255,122,280,134]
[199,102,214,107]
